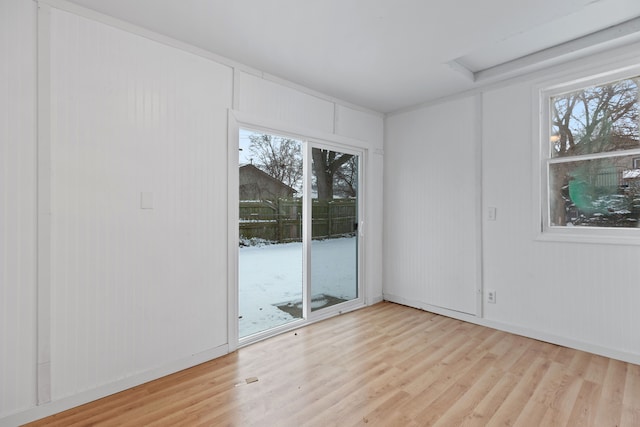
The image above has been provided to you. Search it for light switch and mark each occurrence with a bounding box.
[141,192,153,209]
[487,207,497,221]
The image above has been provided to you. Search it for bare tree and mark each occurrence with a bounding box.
[311,149,355,200]
[333,156,358,198]
[247,134,357,200]
[550,78,639,225]
[249,134,303,193]
[552,79,638,157]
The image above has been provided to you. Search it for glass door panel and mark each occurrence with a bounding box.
[310,148,358,311]
[238,130,304,338]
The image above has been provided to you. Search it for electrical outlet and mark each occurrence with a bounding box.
[486,289,496,304]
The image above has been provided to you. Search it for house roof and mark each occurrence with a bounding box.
[239,164,296,194]
[67,0,640,113]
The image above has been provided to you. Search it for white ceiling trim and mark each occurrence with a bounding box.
[452,15,640,84]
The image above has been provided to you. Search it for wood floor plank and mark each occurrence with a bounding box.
[25,302,640,427]
[474,355,552,425]
[414,353,499,424]
[538,368,583,426]
[492,335,535,372]
[593,358,628,426]
[459,371,520,426]
[621,364,640,426]
[584,354,610,384]
[514,360,562,426]
[566,351,593,378]
[431,366,504,427]
[568,380,603,427]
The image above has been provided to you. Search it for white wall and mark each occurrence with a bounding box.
[481,61,640,361]
[384,42,640,364]
[384,96,480,315]
[1,2,383,424]
[48,7,233,400]
[0,0,38,418]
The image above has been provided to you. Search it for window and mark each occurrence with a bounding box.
[543,73,640,232]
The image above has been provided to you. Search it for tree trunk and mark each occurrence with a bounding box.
[312,148,354,201]
[312,149,333,200]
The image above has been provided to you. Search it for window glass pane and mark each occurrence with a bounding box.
[238,130,304,338]
[550,77,639,158]
[549,155,640,227]
[310,148,358,312]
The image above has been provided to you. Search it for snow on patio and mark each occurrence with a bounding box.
[239,236,357,337]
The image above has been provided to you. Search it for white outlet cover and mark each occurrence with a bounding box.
[487,290,496,303]
[141,192,154,209]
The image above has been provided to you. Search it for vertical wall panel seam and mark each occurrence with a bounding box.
[231,67,240,111]
[36,0,52,405]
[476,92,484,318]
[1,0,9,413]
[332,102,337,135]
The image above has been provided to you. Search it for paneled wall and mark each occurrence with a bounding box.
[384,96,480,315]
[236,71,335,134]
[48,8,233,400]
[482,74,640,360]
[384,43,640,363]
[0,0,38,418]
[1,2,383,424]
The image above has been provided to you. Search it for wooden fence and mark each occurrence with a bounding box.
[240,198,356,243]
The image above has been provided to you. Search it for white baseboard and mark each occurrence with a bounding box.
[10,293,636,426]
[383,293,640,366]
[2,296,384,426]
[1,344,229,427]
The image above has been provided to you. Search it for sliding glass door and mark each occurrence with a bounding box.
[310,148,358,312]
[238,129,361,340]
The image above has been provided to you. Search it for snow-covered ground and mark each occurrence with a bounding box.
[239,236,357,337]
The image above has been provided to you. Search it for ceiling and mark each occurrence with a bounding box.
[66,0,640,113]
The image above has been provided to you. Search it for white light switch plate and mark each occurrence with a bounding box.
[141,192,153,209]
[487,207,497,221]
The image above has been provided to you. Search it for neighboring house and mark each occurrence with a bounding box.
[239,164,296,200]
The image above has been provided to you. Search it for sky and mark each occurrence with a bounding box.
[238,128,306,167]
[238,128,255,165]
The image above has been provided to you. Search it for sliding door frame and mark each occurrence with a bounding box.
[304,140,365,323]
[228,111,367,349]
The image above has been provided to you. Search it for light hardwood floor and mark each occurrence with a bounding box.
[27,302,640,426]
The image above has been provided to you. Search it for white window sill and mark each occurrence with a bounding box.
[536,226,640,246]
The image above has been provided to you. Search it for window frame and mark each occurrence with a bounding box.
[536,65,640,245]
